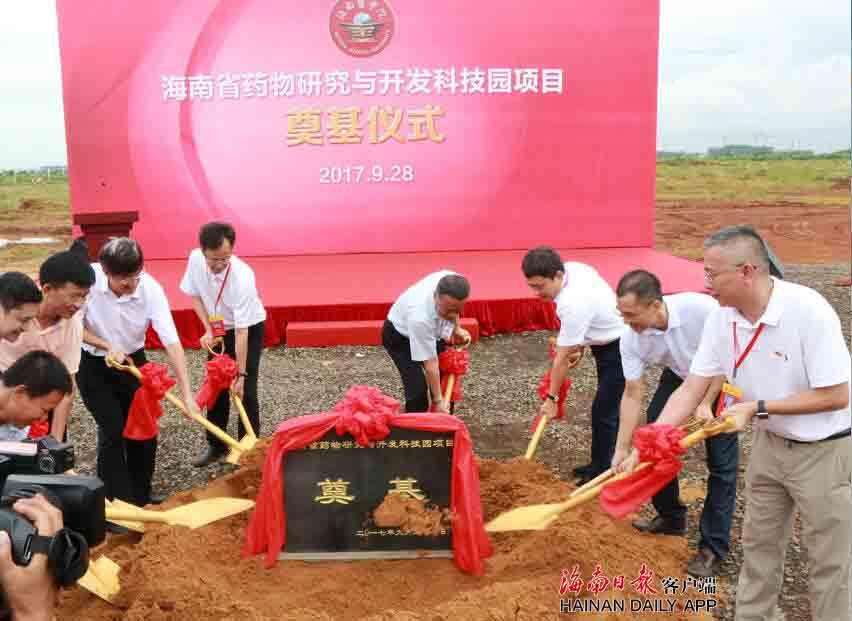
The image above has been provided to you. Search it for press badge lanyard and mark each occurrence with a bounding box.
[715,322,764,417]
[208,263,232,337]
[213,263,232,314]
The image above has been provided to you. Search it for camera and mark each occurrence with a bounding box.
[0,474,106,587]
[0,437,75,483]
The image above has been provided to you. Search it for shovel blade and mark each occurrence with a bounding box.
[161,497,256,529]
[78,556,121,603]
[484,502,567,532]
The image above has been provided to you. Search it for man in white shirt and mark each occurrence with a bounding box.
[78,238,198,506]
[631,226,850,621]
[522,247,626,484]
[180,222,267,467]
[383,271,471,413]
[612,269,735,578]
[0,247,95,441]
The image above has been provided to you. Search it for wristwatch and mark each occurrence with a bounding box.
[755,400,769,420]
[546,393,558,402]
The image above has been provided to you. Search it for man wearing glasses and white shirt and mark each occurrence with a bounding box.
[180,222,267,467]
[78,238,198,506]
[622,226,849,621]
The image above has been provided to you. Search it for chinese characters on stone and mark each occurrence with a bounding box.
[161,68,565,101]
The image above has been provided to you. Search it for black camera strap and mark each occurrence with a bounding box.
[29,528,89,586]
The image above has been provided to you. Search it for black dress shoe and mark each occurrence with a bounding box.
[632,515,687,536]
[572,463,594,477]
[192,445,225,467]
[687,548,723,577]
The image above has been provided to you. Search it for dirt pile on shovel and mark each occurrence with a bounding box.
[58,446,721,620]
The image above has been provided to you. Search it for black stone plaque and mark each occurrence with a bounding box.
[283,427,454,556]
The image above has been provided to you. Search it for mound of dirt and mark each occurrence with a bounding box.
[58,443,720,620]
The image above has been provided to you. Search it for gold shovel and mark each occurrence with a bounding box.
[105,356,254,464]
[77,555,121,603]
[104,497,255,529]
[486,417,737,532]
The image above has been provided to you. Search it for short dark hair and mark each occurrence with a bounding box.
[704,225,784,279]
[99,238,144,275]
[521,246,564,279]
[0,272,42,312]
[616,270,663,304]
[39,251,95,289]
[3,351,72,398]
[436,274,470,300]
[199,222,236,251]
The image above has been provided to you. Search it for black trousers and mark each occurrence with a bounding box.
[205,322,265,451]
[382,320,446,413]
[588,339,626,476]
[646,367,739,559]
[77,349,156,506]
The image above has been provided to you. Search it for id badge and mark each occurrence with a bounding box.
[209,315,226,338]
[715,380,743,417]
[721,381,743,410]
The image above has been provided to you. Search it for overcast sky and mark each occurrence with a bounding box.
[0,1,849,168]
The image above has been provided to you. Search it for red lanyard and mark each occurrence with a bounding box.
[715,321,764,417]
[213,263,232,313]
[732,321,764,379]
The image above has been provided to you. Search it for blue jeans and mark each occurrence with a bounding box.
[646,368,739,559]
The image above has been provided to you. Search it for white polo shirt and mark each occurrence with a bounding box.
[179,249,266,330]
[690,278,851,442]
[82,264,180,356]
[387,270,457,362]
[555,262,625,347]
[620,292,718,381]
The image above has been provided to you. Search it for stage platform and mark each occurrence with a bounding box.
[143,247,705,349]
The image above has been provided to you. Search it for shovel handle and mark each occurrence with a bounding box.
[231,394,257,440]
[106,507,174,525]
[442,375,456,404]
[164,392,243,451]
[524,414,551,460]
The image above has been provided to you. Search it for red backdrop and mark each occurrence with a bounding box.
[57,0,659,259]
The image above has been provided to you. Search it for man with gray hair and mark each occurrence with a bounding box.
[383,271,471,413]
[623,225,850,620]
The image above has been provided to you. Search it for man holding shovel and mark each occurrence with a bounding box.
[383,271,471,413]
[623,226,850,621]
[611,269,734,578]
[522,247,625,485]
[78,238,198,506]
[180,222,267,467]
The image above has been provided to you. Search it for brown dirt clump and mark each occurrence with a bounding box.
[372,492,452,536]
[58,445,722,620]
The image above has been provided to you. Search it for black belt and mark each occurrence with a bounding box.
[780,428,851,445]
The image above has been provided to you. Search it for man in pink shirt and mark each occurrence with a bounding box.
[0,247,95,440]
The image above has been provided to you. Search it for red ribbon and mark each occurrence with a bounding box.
[195,354,238,410]
[331,386,397,446]
[438,348,470,403]
[123,363,176,441]
[599,424,687,519]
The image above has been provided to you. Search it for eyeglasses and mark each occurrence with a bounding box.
[703,263,750,284]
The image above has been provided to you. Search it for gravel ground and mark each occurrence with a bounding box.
[67,262,850,620]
